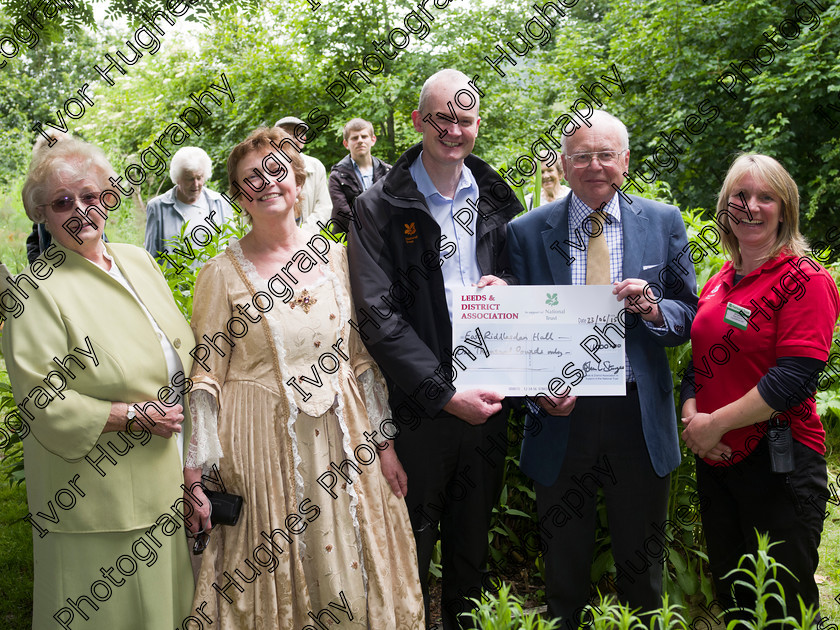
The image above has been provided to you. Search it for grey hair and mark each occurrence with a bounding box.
[169,146,212,183]
[560,110,629,154]
[22,135,117,223]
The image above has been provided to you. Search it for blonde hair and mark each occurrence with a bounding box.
[716,153,808,269]
[342,118,375,140]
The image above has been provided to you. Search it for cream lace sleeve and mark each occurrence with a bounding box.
[358,367,394,439]
[185,389,224,471]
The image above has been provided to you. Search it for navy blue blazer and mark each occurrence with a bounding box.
[507,193,698,483]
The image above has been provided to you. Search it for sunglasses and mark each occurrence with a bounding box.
[38,191,101,213]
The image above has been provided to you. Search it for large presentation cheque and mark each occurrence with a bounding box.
[452,285,626,396]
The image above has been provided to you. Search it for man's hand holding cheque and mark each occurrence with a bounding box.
[612,278,665,326]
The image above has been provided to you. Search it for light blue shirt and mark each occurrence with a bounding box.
[352,158,374,192]
[409,152,481,323]
[143,186,235,261]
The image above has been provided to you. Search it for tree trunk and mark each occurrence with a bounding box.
[386,107,396,162]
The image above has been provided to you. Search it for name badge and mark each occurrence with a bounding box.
[723,302,750,330]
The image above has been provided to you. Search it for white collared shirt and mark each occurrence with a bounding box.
[99,251,186,461]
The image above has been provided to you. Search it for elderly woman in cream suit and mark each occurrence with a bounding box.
[1,136,195,629]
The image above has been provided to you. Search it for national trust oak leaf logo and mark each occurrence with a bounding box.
[404,222,418,244]
[546,292,559,306]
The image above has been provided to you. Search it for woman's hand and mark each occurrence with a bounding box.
[702,441,733,462]
[137,403,185,439]
[106,402,185,438]
[378,442,408,499]
[184,468,212,535]
[681,397,697,420]
[682,411,730,460]
[186,485,212,535]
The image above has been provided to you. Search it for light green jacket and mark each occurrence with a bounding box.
[1,242,194,533]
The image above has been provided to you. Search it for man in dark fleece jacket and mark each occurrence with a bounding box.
[347,68,523,629]
[328,117,390,234]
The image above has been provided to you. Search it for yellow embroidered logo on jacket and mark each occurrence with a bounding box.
[404,222,418,244]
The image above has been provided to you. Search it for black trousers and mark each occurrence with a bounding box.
[696,438,828,625]
[395,408,508,630]
[536,387,671,624]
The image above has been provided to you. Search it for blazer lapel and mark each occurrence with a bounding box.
[108,243,156,305]
[107,244,188,351]
[540,195,573,285]
[620,197,648,280]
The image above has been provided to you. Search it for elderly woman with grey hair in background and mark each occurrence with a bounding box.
[143,146,235,261]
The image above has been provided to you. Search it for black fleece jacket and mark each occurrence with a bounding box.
[328,154,391,233]
[347,142,523,419]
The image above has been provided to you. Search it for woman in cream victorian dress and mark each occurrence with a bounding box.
[185,127,424,629]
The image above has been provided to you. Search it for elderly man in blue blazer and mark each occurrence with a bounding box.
[506,110,698,624]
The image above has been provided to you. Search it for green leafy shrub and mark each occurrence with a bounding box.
[160,217,249,319]
[473,534,821,629]
[0,370,23,487]
[721,532,819,630]
[466,582,561,630]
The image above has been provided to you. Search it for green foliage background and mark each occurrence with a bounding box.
[2,0,838,248]
[1,0,840,625]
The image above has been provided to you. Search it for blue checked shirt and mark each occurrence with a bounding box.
[568,192,636,382]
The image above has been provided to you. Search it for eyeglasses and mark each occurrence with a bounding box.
[565,151,626,168]
[38,192,101,212]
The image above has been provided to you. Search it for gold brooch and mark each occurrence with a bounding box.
[290,289,316,314]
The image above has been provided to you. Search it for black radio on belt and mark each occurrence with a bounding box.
[767,417,794,474]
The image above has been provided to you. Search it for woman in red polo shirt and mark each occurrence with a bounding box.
[680,153,840,625]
